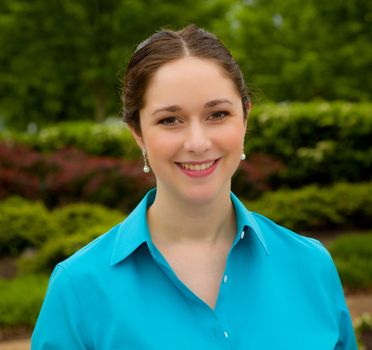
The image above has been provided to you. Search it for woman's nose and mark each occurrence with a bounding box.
[183,122,212,154]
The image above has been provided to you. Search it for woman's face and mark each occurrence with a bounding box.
[133,56,247,205]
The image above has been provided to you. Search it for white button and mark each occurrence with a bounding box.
[240,230,245,239]
[224,331,229,338]
[223,275,228,283]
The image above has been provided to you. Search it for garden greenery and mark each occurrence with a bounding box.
[0,197,124,259]
[2,103,371,181]
[245,182,372,232]
[0,275,48,327]
[329,233,372,291]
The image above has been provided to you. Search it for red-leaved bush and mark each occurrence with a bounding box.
[233,154,285,198]
[0,142,154,212]
[0,142,285,209]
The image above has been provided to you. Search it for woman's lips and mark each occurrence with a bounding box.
[176,158,220,177]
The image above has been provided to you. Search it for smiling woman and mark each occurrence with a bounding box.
[31,25,357,350]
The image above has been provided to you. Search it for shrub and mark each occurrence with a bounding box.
[245,182,372,231]
[0,142,154,212]
[0,120,140,159]
[329,233,372,291]
[51,202,124,235]
[0,195,124,261]
[0,275,48,327]
[0,197,59,256]
[10,200,125,273]
[0,143,48,200]
[18,225,114,274]
[0,141,283,205]
[247,102,372,186]
[232,153,285,199]
[2,102,371,188]
[355,313,372,350]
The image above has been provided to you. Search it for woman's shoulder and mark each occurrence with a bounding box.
[250,210,344,294]
[249,210,333,263]
[57,222,122,275]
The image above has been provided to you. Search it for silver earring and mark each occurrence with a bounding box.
[240,152,246,161]
[142,149,150,173]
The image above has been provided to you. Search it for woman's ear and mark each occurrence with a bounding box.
[246,100,252,118]
[243,100,252,130]
[128,125,145,150]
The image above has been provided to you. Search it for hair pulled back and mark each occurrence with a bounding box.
[122,24,249,134]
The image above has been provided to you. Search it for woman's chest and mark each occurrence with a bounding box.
[85,282,341,350]
[80,248,346,350]
[160,244,230,309]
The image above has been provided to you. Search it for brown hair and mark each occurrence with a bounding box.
[122,24,249,134]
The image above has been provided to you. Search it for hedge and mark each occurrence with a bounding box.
[329,233,372,291]
[0,119,140,159]
[51,202,124,236]
[247,102,372,187]
[18,225,112,274]
[0,198,124,259]
[245,182,372,232]
[0,142,155,211]
[355,313,372,350]
[1,102,371,188]
[0,275,48,327]
[0,142,281,205]
[0,197,59,256]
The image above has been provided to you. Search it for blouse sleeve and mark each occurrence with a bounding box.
[325,249,358,350]
[31,265,89,350]
[334,292,358,349]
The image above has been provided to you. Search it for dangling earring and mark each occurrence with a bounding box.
[240,152,246,161]
[142,149,150,173]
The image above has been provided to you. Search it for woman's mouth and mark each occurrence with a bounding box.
[176,159,220,177]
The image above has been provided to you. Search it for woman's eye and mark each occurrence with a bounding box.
[209,111,229,120]
[158,116,180,126]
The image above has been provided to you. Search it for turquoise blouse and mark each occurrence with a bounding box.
[31,189,357,349]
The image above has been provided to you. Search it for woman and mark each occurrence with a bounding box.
[32,25,357,349]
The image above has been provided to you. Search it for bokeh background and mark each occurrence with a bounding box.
[0,0,371,348]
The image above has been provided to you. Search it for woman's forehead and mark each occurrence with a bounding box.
[143,57,241,109]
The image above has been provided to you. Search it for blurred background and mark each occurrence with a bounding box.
[0,0,371,348]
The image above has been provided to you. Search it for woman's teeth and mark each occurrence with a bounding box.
[179,160,215,171]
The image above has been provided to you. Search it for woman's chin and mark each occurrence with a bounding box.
[178,185,229,206]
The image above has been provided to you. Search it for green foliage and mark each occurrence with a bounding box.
[216,0,371,102]
[0,120,140,158]
[246,182,372,231]
[12,200,124,273]
[0,0,228,129]
[247,102,372,186]
[0,197,59,256]
[329,233,372,291]
[355,313,372,350]
[18,225,113,274]
[0,196,124,259]
[51,202,124,235]
[2,102,371,188]
[0,275,48,326]
[1,0,370,129]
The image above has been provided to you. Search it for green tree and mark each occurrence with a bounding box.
[214,0,372,102]
[0,0,227,129]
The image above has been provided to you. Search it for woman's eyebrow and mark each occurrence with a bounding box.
[152,99,233,115]
[152,105,182,115]
[204,99,233,108]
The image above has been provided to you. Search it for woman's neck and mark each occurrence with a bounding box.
[147,187,236,247]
